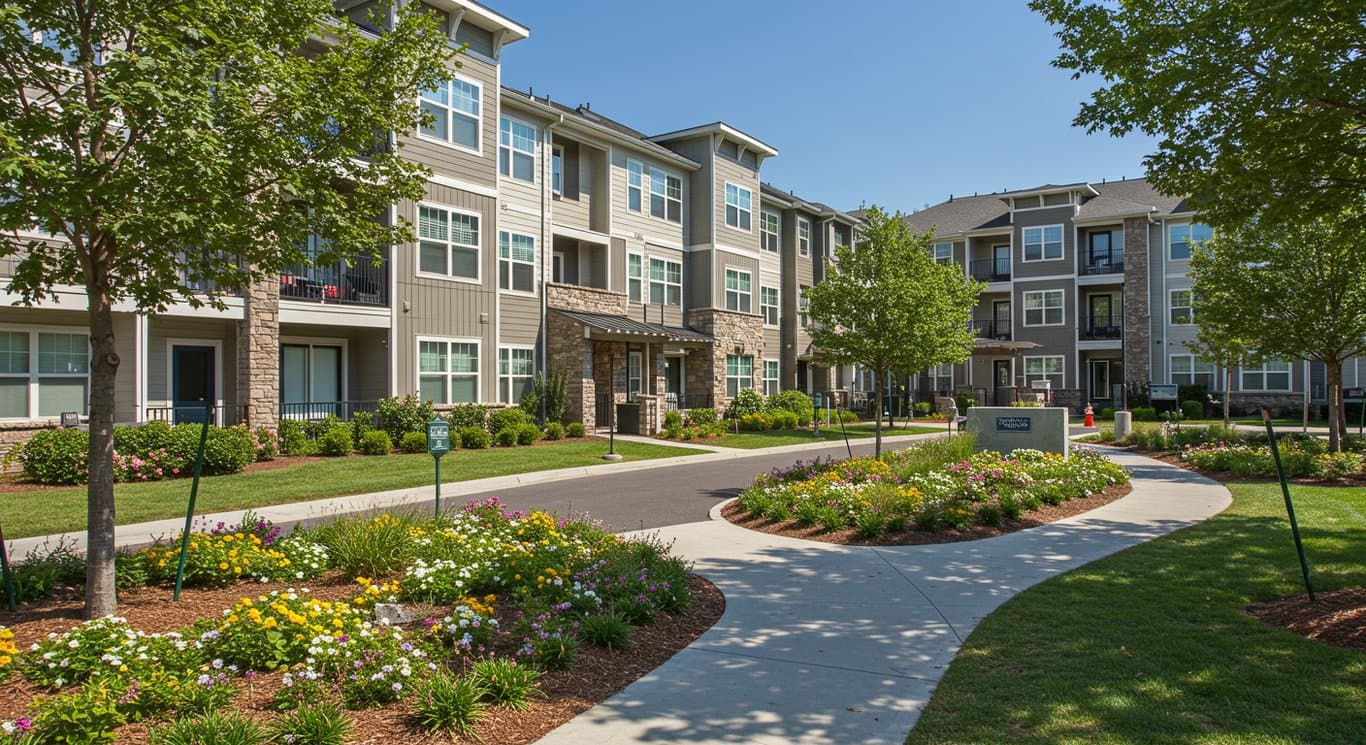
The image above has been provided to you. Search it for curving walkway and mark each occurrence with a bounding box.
[534,449,1232,745]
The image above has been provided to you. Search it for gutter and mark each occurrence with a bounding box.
[540,113,564,424]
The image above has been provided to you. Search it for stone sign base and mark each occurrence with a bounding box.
[966,406,1069,456]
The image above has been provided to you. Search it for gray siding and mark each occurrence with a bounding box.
[1012,279,1075,388]
[147,317,237,412]
[396,55,499,189]
[1012,205,1077,279]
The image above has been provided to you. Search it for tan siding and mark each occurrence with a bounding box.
[396,56,498,189]
[554,140,594,230]
[626,242,685,327]
[498,294,540,345]
[0,308,139,421]
[608,148,687,247]
[147,317,236,411]
[714,153,760,250]
[715,253,760,313]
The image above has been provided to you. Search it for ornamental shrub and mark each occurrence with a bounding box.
[400,431,429,453]
[253,426,280,461]
[359,430,392,455]
[685,408,718,428]
[516,423,542,446]
[317,427,354,457]
[739,413,771,432]
[566,421,586,438]
[351,410,375,445]
[664,410,683,429]
[376,394,434,441]
[544,422,565,440]
[114,420,175,456]
[1100,407,1116,419]
[488,407,531,436]
[1180,400,1204,420]
[1131,406,1158,421]
[20,428,90,485]
[769,410,799,430]
[494,428,517,447]
[278,419,314,456]
[461,426,492,449]
[913,401,932,417]
[728,388,767,417]
[198,425,258,475]
[447,403,489,432]
[769,389,815,426]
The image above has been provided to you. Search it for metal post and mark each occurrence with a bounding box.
[1262,409,1316,602]
[0,522,16,612]
[837,405,852,458]
[173,402,213,602]
[434,456,441,519]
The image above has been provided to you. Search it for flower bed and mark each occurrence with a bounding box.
[0,498,698,743]
[1099,423,1366,481]
[735,438,1130,538]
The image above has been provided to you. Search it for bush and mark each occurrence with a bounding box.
[518,385,541,425]
[1180,400,1204,420]
[488,407,531,437]
[913,401,932,417]
[727,388,767,417]
[21,428,90,485]
[305,414,346,440]
[461,426,492,449]
[494,428,517,447]
[833,409,860,423]
[769,410,799,429]
[768,390,815,427]
[664,410,683,429]
[686,408,718,428]
[399,430,429,453]
[278,418,314,456]
[738,412,771,432]
[350,410,375,445]
[253,426,279,461]
[376,394,434,441]
[544,422,564,441]
[313,513,418,578]
[954,395,975,412]
[200,425,257,475]
[10,537,85,603]
[447,403,490,432]
[566,421,586,438]
[358,429,392,455]
[114,420,175,456]
[415,671,486,738]
[1100,407,1116,419]
[317,427,354,457]
[516,423,542,446]
[1131,406,1158,421]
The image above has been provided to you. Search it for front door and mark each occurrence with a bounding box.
[1088,295,1113,336]
[171,345,215,424]
[993,300,1011,340]
[1088,231,1113,268]
[1090,359,1112,401]
[993,360,1012,405]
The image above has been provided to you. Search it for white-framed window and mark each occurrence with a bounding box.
[932,242,953,264]
[280,342,342,413]
[798,217,811,257]
[1022,225,1064,261]
[763,359,780,396]
[0,329,90,419]
[726,354,753,397]
[760,210,780,252]
[498,231,535,293]
[799,285,810,328]
[498,117,535,182]
[627,252,643,303]
[627,350,644,399]
[647,257,682,306]
[1024,356,1064,388]
[626,159,643,212]
[1241,360,1291,392]
[649,167,682,222]
[1169,289,1194,325]
[418,204,480,281]
[498,347,535,404]
[551,145,563,196]
[725,268,752,313]
[1170,354,1216,388]
[418,339,478,404]
[929,364,954,393]
[1169,222,1213,261]
[419,77,480,151]
[1023,289,1065,326]
[724,182,752,231]
[760,285,779,326]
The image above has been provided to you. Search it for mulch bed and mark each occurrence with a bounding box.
[1105,446,1366,487]
[721,482,1133,546]
[0,573,725,744]
[1245,587,1365,654]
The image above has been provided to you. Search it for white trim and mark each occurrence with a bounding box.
[497,113,538,184]
[1022,289,1066,327]
[714,242,762,261]
[163,337,224,418]
[1011,273,1077,284]
[415,71,484,156]
[759,283,780,328]
[501,202,539,216]
[611,232,684,251]
[415,201,484,284]
[723,181,753,233]
[279,336,350,408]
[551,222,610,245]
[0,323,92,422]
[762,357,780,396]
[1023,354,1066,388]
[723,265,754,314]
[626,157,644,214]
[1239,359,1293,393]
[1169,353,1217,389]
[797,216,812,257]
[1169,288,1194,325]
[759,208,781,252]
[497,344,537,405]
[626,251,643,303]
[645,254,682,307]
[279,303,391,328]
[1021,223,1065,262]
[646,164,683,224]
[428,173,499,199]
[415,335,482,405]
[551,144,564,197]
[497,229,538,296]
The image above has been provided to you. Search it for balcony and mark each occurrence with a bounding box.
[1079,314,1123,340]
[972,318,1012,341]
[1079,254,1125,276]
[280,253,388,307]
[969,257,1011,283]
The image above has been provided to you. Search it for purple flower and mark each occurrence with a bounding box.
[15,718,33,733]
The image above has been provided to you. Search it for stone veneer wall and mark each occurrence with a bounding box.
[1122,217,1151,385]
[237,276,280,428]
[1226,392,1304,416]
[546,283,627,316]
[686,308,764,411]
[546,283,629,429]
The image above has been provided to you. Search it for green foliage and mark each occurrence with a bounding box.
[446,404,489,432]
[768,390,815,426]
[195,425,258,475]
[685,408,718,428]
[113,421,174,456]
[414,671,486,738]
[768,410,799,430]
[954,394,976,412]
[114,550,149,591]
[278,419,314,456]
[543,422,565,441]
[494,428,517,447]
[1099,407,1116,419]
[518,385,540,424]
[31,681,128,745]
[913,401,932,417]
[663,410,684,429]
[738,413,771,432]
[1180,400,1204,420]
[515,423,542,446]
[316,427,353,457]
[10,537,86,603]
[1131,407,1158,422]
[541,368,570,426]
[358,429,392,455]
[461,426,492,449]
[375,395,435,441]
[253,426,280,461]
[565,422,587,438]
[349,411,374,446]
[21,428,90,485]
[579,612,632,651]
[469,658,545,711]
[488,407,532,436]
[313,513,416,578]
[727,388,767,418]
[1008,400,1040,408]
[399,430,429,453]
[268,703,351,745]
[149,711,269,745]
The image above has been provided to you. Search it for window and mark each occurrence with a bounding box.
[929,364,954,394]
[1024,356,1064,388]
[724,183,752,231]
[798,217,811,257]
[626,159,643,212]
[1169,289,1194,325]
[725,268,752,313]
[648,257,682,306]
[280,343,341,414]
[1169,222,1213,261]
[419,77,480,150]
[799,285,810,328]
[1242,360,1291,392]
[498,347,535,404]
[627,253,643,303]
[1171,355,1216,388]
[0,330,91,419]
[418,205,479,280]
[760,285,779,326]
[763,359,780,396]
[1023,289,1065,326]
[418,340,478,404]
[499,118,535,182]
[627,351,644,399]
[726,354,753,397]
[649,167,682,222]
[761,210,780,252]
[551,146,563,196]
[932,242,952,264]
[1022,225,1064,261]
[498,232,535,293]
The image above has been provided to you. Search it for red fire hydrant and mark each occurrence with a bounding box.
[1084,403,1094,427]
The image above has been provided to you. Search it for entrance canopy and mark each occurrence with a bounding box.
[552,309,712,347]
[971,338,1041,355]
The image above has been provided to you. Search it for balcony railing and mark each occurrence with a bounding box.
[280,253,388,307]
[969,257,1011,283]
[279,400,379,422]
[971,319,1012,341]
[1079,254,1125,276]
[145,404,250,426]
[1079,314,1123,340]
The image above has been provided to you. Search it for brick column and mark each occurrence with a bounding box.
[1122,217,1151,386]
[236,276,280,429]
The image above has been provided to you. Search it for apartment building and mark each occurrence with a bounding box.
[900,178,1354,414]
[0,0,862,444]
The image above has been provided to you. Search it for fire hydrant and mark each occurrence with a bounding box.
[1084,403,1094,427]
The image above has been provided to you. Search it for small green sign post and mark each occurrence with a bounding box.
[427,416,451,518]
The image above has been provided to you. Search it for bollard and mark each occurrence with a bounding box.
[1114,410,1132,440]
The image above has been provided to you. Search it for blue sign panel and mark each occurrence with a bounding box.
[995,416,1032,432]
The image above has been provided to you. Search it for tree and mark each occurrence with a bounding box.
[1030,0,1365,230]
[1188,205,1366,451]
[1183,328,1257,430]
[806,206,981,456]
[0,0,452,617]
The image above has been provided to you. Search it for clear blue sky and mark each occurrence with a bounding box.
[494,0,1159,214]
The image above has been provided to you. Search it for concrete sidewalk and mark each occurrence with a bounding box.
[534,448,1231,745]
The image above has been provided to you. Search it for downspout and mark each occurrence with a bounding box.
[541,113,564,424]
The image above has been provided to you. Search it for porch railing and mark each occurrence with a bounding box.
[279,400,380,421]
[971,318,1012,341]
[145,404,250,426]
[280,252,388,307]
[1079,314,1123,340]
[969,257,1011,282]
[1079,254,1125,276]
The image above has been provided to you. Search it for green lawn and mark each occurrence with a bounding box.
[1,438,702,539]
[907,482,1366,745]
[705,423,942,449]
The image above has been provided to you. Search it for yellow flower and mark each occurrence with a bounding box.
[218,562,229,571]
[262,618,278,629]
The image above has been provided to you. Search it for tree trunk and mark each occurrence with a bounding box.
[1326,359,1341,452]
[84,288,120,619]
[873,370,884,458]
[1223,365,1232,429]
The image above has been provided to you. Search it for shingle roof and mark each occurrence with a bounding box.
[500,87,698,168]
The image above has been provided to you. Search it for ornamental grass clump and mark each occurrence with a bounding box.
[469,658,544,711]
[414,670,486,738]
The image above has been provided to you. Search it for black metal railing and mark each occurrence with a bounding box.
[971,319,1012,341]
[594,392,613,428]
[280,253,388,307]
[279,400,380,421]
[145,404,250,426]
[676,392,714,411]
[1079,254,1125,276]
[969,257,1011,282]
[1079,314,1123,340]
